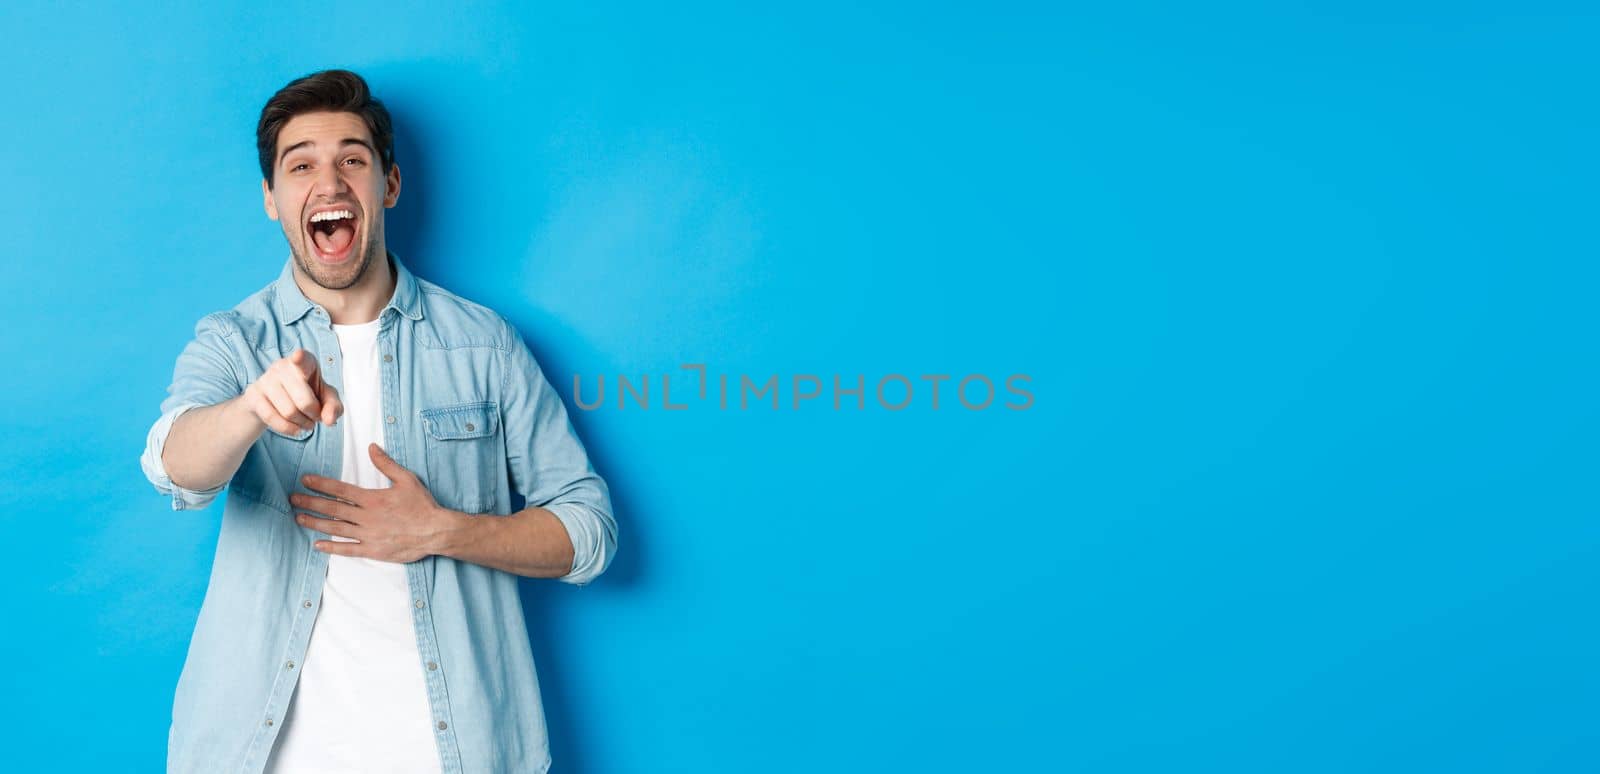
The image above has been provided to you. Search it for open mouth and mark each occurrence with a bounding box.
[306,208,360,262]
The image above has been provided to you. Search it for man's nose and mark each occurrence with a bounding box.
[312,162,347,195]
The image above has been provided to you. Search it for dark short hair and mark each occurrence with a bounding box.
[256,69,395,188]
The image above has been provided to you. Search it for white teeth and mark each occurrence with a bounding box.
[309,209,355,223]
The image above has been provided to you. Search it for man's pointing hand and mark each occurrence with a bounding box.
[243,347,345,435]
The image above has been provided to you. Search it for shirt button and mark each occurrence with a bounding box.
[302,600,312,608]
[265,718,274,727]
[286,660,295,670]
[383,354,394,362]
[414,599,426,609]
[427,661,438,671]
[325,355,334,364]
[465,423,475,431]
[437,721,448,731]
[386,415,396,424]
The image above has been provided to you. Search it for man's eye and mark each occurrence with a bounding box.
[343,158,365,166]
[291,163,309,172]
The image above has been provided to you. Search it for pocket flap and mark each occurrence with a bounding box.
[267,424,314,441]
[420,402,499,440]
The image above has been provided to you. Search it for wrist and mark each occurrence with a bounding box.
[428,505,470,557]
[229,392,266,433]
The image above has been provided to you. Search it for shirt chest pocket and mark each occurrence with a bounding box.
[263,423,315,477]
[419,401,502,515]
[232,421,315,509]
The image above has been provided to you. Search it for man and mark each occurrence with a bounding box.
[139,69,617,774]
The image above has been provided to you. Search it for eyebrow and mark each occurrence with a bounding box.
[278,137,378,167]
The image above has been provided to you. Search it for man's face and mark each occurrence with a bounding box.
[262,111,401,291]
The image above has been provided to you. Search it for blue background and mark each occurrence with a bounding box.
[2,2,1596,771]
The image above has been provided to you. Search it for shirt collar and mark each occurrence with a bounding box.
[273,248,424,325]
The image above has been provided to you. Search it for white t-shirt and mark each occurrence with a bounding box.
[265,318,442,774]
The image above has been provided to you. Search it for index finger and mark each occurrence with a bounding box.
[280,372,324,428]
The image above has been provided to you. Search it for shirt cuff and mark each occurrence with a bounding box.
[543,501,610,586]
[141,403,228,511]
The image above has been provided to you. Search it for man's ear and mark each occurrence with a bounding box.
[383,162,402,208]
[262,179,279,221]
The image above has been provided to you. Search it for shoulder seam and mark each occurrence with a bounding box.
[199,310,240,338]
[194,311,245,392]
[498,314,521,396]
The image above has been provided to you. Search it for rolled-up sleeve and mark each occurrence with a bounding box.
[140,312,243,511]
[499,317,618,586]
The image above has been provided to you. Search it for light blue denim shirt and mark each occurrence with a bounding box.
[139,251,617,774]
